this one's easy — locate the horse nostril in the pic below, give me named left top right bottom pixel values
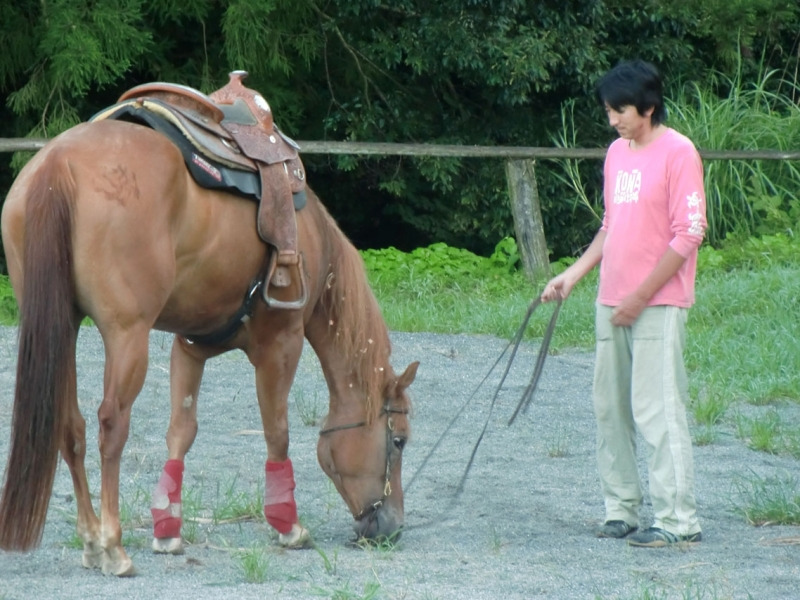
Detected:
left=393, top=436, right=406, bottom=451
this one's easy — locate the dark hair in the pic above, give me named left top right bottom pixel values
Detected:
left=595, top=59, right=666, bottom=125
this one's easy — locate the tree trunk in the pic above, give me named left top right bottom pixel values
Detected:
left=505, top=159, right=550, bottom=282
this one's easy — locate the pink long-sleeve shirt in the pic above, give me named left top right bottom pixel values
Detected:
left=598, top=128, right=707, bottom=308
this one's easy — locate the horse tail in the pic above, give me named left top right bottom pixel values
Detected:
left=0, top=149, right=79, bottom=550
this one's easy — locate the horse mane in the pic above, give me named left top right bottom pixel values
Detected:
left=317, top=207, right=391, bottom=420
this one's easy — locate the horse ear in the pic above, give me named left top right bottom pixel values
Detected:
left=396, top=361, right=420, bottom=392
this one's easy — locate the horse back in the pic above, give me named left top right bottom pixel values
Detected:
left=5, top=120, right=271, bottom=338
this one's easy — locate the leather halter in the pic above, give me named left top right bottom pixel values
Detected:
left=319, top=404, right=409, bottom=522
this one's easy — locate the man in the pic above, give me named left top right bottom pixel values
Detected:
left=541, top=59, right=706, bottom=547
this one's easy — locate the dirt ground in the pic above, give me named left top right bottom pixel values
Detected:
left=1, top=326, right=799, bottom=599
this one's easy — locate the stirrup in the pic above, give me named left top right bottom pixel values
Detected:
left=263, top=250, right=308, bottom=310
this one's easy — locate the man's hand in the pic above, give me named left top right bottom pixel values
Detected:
left=610, top=293, right=647, bottom=327
left=541, top=273, right=573, bottom=303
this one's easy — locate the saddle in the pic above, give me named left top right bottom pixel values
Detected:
left=91, top=71, right=308, bottom=310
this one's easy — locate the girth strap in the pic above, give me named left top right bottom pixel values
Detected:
left=183, top=278, right=263, bottom=347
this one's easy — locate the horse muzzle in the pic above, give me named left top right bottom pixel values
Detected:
left=352, top=499, right=403, bottom=541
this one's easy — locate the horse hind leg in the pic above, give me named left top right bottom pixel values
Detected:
left=59, top=371, right=104, bottom=570
left=94, top=326, right=152, bottom=576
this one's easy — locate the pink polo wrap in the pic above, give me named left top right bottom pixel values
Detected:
left=151, top=459, right=184, bottom=539
left=264, top=459, right=298, bottom=534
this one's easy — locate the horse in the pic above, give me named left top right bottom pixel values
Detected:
left=0, top=107, right=418, bottom=575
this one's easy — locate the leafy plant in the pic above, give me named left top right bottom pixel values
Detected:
left=0, top=278, right=17, bottom=325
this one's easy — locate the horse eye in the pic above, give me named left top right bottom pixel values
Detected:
left=392, top=436, right=407, bottom=451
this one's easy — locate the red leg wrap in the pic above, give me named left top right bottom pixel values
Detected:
left=151, top=459, right=184, bottom=539
left=264, top=459, right=298, bottom=534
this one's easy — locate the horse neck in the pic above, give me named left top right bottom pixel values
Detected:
left=306, top=225, right=393, bottom=422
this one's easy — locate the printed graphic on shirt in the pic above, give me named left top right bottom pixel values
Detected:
left=686, top=191, right=704, bottom=236
left=613, top=169, right=641, bottom=204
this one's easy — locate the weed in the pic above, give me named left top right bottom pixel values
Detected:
left=353, top=530, right=401, bottom=554
left=235, top=545, right=271, bottom=583
left=212, top=475, right=263, bottom=524
left=313, top=543, right=338, bottom=575
left=691, top=392, right=728, bottom=428
left=295, top=388, right=324, bottom=426
left=310, top=580, right=381, bottom=599
left=733, top=409, right=800, bottom=457
left=733, top=471, right=800, bottom=525
left=692, top=425, right=717, bottom=446
left=488, top=526, right=507, bottom=553
left=546, top=427, right=570, bottom=458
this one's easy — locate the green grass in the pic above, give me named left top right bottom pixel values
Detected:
left=734, top=410, right=800, bottom=458
left=669, top=68, right=800, bottom=246
left=2, top=234, right=797, bottom=417
left=594, top=580, right=742, bottom=600
left=294, top=387, right=325, bottom=427
left=733, top=472, right=800, bottom=526
left=309, top=580, right=382, bottom=600
left=235, top=545, right=272, bottom=583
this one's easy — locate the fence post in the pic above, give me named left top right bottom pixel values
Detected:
left=505, top=158, right=550, bottom=281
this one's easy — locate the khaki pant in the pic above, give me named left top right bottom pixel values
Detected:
left=593, top=303, right=701, bottom=536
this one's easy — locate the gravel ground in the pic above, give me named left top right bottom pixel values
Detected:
left=0, top=325, right=798, bottom=599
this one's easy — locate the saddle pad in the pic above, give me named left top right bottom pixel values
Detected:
left=93, top=104, right=306, bottom=210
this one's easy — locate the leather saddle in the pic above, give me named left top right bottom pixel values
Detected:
left=91, top=71, right=308, bottom=310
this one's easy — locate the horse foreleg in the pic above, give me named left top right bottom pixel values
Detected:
left=251, top=325, right=309, bottom=548
left=264, top=458, right=308, bottom=547
left=151, top=335, right=206, bottom=555
left=95, top=329, right=150, bottom=576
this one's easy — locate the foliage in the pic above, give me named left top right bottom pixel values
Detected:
left=697, top=232, right=800, bottom=271
left=735, top=410, right=800, bottom=457
left=3, top=0, right=153, bottom=137
left=362, top=238, right=526, bottom=300
left=0, top=276, right=17, bottom=325
left=670, top=68, right=800, bottom=246
left=364, top=234, right=800, bottom=413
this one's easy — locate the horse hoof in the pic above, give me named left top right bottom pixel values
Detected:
left=102, top=555, right=136, bottom=577
left=81, top=545, right=104, bottom=570
left=152, top=536, right=185, bottom=555
left=278, top=523, right=311, bottom=548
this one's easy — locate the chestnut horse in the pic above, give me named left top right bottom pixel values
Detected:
left=0, top=118, right=418, bottom=575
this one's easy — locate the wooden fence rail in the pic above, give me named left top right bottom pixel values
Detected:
left=3, top=138, right=800, bottom=160
left=3, top=137, right=799, bottom=279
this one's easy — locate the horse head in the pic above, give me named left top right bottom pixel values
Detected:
left=317, top=360, right=419, bottom=541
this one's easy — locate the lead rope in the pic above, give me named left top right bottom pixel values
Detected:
left=406, top=294, right=561, bottom=496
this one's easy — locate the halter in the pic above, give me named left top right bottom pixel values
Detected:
left=319, top=403, right=409, bottom=522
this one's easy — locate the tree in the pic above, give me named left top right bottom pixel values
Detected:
left=2, top=0, right=799, bottom=259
